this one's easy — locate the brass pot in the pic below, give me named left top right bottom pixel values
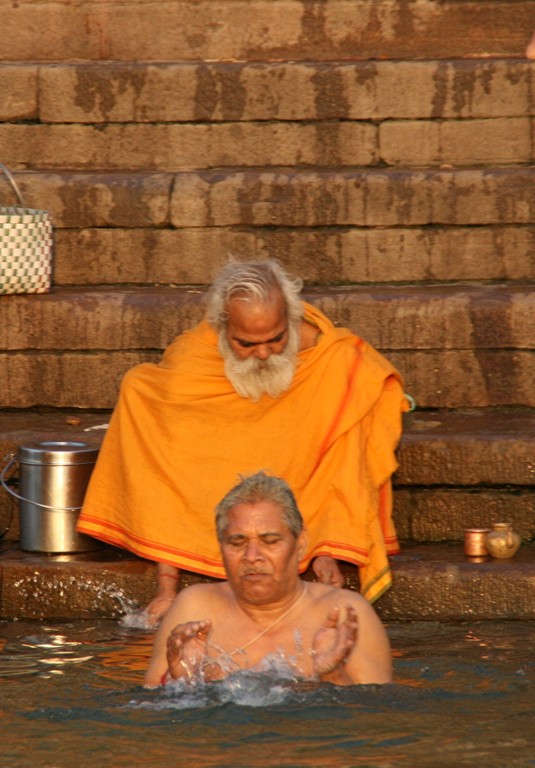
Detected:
left=484, top=522, right=521, bottom=559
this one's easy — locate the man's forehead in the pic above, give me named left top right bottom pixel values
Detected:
left=227, top=291, right=285, bottom=321
left=225, top=500, right=290, bottom=532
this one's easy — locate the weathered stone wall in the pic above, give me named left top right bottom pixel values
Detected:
left=0, top=1, right=533, bottom=62
left=0, top=0, right=534, bottom=610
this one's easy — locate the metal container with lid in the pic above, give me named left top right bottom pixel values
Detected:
left=1, top=440, right=102, bottom=553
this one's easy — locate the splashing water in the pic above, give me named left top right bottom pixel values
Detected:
left=119, top=608, right=154, bottom=630
left=132, top=668, right=297, bottom=710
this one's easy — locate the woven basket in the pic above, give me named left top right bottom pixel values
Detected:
left=0, top=164, right=53, bottom=295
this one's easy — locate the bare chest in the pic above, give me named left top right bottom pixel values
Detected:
left=206, top=619, right=317, bottom=679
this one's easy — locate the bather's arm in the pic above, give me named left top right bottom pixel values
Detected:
left=145, top=582, right=221, bottom=686
left=310, top=590, right=392, bottom=685
left=145, top=563, right=180, bottom=626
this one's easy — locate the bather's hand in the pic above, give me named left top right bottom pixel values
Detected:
left=166, top=619, right=212, bottom=682
left=311, top=604, right=358, bottom=682
left=146, top=593, right=176, bottom=627
left=312, top=556, right=345, bottom=587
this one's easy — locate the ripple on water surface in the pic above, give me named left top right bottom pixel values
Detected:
left=0, top=619, right=534, bottom=768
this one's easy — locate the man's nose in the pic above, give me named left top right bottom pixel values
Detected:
left=243, top=540, right=262, bottom=560
left=253, top=344, right=271, bottom=360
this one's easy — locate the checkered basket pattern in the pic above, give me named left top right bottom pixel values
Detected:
left=0, top=205, right=53, bottom=295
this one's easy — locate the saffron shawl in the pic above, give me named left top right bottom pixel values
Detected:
left=77, top=303, right=408, bottom=602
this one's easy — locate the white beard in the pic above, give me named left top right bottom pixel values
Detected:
left=219, top=324, right=300, bottom=402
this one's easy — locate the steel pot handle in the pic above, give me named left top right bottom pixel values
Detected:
left=0, top=454, right=82, bottom=512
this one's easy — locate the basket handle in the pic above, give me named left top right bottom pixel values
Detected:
left=0, top=163, right=26, bottom=206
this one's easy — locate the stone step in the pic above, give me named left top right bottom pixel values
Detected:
left=5, top=168, right=535, bottom=228
left=2, top=118, right=533, bottom=170
left=3, top=60, right=533, bottom=124
left=2, top=169, right=535, bottom=286
left=0, top=1, right=532, bottom=62
left=1, top=284, right=534, bottom=408
left=3, top=284, right=535, bottom=350
left=376, top=542, right=535, bottom=621
left=395, top=409, right=535, bottom=542
left=53, top=225, right=535, bottom=286
left=1, top=350, right=532, bottom=410
left=1, top=540, right=533, bottom=621
left=1, top=409, right=534, bottom=543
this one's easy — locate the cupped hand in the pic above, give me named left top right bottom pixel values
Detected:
left=166, top=619, right=212, bottom=681
left=311, top=604, right=358, bottom=678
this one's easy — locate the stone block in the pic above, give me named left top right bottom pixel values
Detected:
left=2, top=284, right=533, bottom=351
left=0, top=171, right=173, bottom=228
left=38, top=60, right=533, bottom=123
left=398, top=411, right=535, bottom=486
left=0, top=412, right=107, bottom=460
left=53, top=228, right=262, bottom=284
left=0, top=352, right=157, bottom=409
left=5, top=168, right=535, bottom=231
left=366, top=60, right=533, bottom=120
left=0, top=122, right=377, bottom=171
left=380, top=118, right=532, bottom=166
left=394, top=489, right=535, bottom=542
left=0, top=1, right=532, bottom=61
left=2, top=411, right=535, bottom=554
left=0, top=547, right=157, bottom=620
left=4, top=484, right=535, bottom=548
left=377, top=543, right=535, bottom=620
left=256, top=226, right=535, bottom=282
left=312, top=284, right=535, bottom=350
left=0, top=289, right=205, bottom=351
left=169, top=169, right=535, bottom=228
left=0, top=495, right=18, bottom=543
left=1, top=348, right=533, bottom=410
left=53, top=225, right=535, bottom=285
left=391, top=349, right=535, bottom=409
left=0, top=65, right=37, bottom=121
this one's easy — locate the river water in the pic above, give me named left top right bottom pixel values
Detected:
left=1, top=618, right=533, bottom=768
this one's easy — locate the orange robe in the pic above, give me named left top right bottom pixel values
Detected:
left=77, top=303, right=408, bottom=603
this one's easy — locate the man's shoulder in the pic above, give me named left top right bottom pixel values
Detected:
left=162, top=581, right=227, bottom=626
left=174, top=581, right=227, bottom=607
left=307, top=581, right=373, bottom=611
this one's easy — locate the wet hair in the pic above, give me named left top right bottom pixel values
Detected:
left=205, top=259, right=303, bottom=330
left=215, top=471, right=304, bottom=541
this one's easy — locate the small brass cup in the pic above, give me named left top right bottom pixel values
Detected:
left=464, top=528, right=491, bottom=557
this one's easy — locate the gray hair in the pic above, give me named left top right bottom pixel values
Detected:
left=205, top=259, right=304, bottom=330
left=215, top=471, right=304, bottom=541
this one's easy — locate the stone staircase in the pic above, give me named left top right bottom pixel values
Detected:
left=1, top=0, right=534, bottom=621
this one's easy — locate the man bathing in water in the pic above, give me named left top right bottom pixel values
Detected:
left=145, top=472, right=392, bottom=687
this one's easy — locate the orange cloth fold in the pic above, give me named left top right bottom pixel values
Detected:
left=77, top=303, right=408, bottom=602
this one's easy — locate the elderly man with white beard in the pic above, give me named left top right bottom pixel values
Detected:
left=78, top=259, right=408, bottom=625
